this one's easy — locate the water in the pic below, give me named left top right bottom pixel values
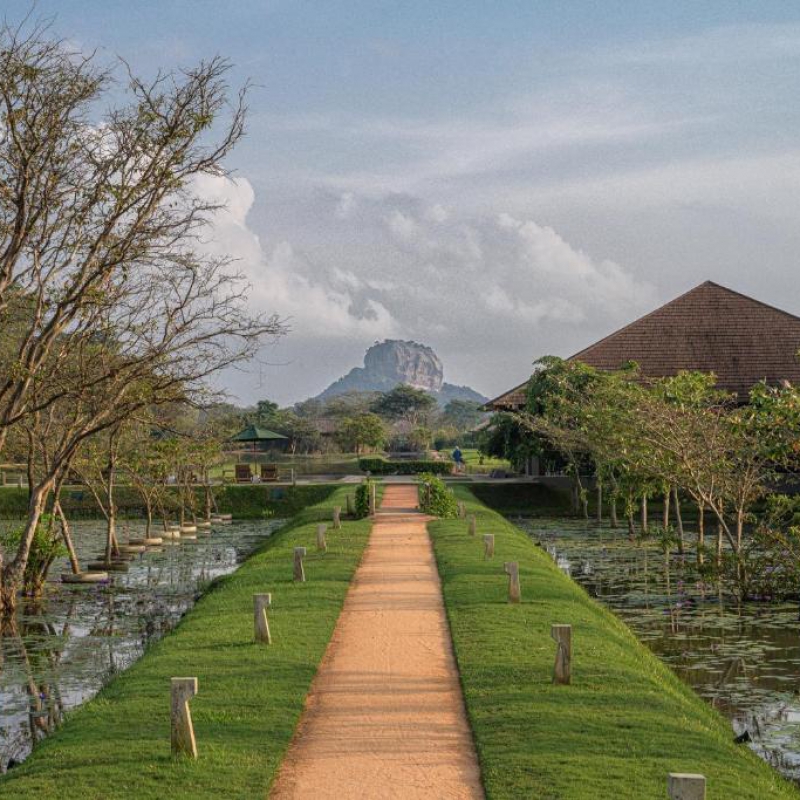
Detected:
left=0, top=517, right=283, bottom=771
left=517, top=517, right=800, bottom=783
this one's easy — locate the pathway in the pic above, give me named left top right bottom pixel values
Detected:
left=270, top=484, right=484, bottom=799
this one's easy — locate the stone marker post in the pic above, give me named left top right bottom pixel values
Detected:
left=504, top=561, right=521, bottom=603
left=333, top=507, right=342, bottom=529
left=290, top=467, right=296, bottom=486
left=369, top=483, right=377, bottom=516
left=317, top=524, right=328, bottom=553
left=551, top=624, right=572, bottom=685
left=254, top=593, right=272, bottom=644
left=171, top=677, right=198, bottom=758
left=483, top=534, right=495, bottom=559
left=468, top=514, right=477, bottom=536
left=667, top=773, right=706, bottom=800
left=294, top=546, right=307, bottom=582
left=346, top=494, right=353, bottom=515
left=457, top=501, right=466, bottom=519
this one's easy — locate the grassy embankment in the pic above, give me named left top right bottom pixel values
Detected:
left=1, top=485, right=379, bottom=799
left=0, top=483, right=333, bottom=520
left=429, top=485, right=800, bottom=799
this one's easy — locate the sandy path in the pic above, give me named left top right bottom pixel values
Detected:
left=269, top=484, right=484, bottom=800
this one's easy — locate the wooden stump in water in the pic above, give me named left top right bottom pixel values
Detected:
left=504, top=561, right=521, bottom=603
left=667, top=773, right=706, bottom=800
left=551, top=624, right=572, bottom=685
left=294, top=547, right=307, bottom=582
left=483, top=534, right=494, bottom=559
left=254, top=593, right=272, bottom=644
left=317, top=524, right=328, bottom=553
left=171, top=677, right=198, bottom=758
left=333, top=507, right=342, bottom=529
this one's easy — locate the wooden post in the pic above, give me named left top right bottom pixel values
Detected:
left=483, top=534, right=494, bottom=558
left=294, top=546, right=306, bottom=582
left=504, top=561, right=521, bottom=603
left=316, top=524, right=327, bottom=553
left=468, top=514, right=477, bottom=536
left=369, top=483, right=376, bottom=516
left=551, top=624, right=572, bottom=685
left=290, top=467, right=296, bottom=486
left=667, top=773, right=706, bottom=800
left=333, top=507, right=342, bottom=529
left=346, top=494, right=353, bottom=515
left=457, top=501, right=466, bottom=519
left=171, top=677, right=198, bottom=758
left=253, top=594, right=272, bottom=644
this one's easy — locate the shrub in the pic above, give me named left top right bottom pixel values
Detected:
left=354, top=480, right=374, bottom=519
left=418, top=473, right=458, bottom=518
left=358, top=458, right=450, bottom=476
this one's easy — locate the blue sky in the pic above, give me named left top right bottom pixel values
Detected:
left=9, top=2, right=800, bottom=403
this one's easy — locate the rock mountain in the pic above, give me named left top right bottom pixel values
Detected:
left=315, top=340, right=487, bottom=405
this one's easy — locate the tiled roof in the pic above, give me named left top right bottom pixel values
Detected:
left=487, top=281, right=800, bottom=409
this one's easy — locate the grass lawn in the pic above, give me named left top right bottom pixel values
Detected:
left=1, top=485, right=377, bottom=799
left=429, top=486, right=800, bottom=799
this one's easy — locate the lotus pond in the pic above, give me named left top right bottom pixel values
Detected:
left=518, top=517, right=800, bottom=784
left=0, top=517, right=283, bottom=772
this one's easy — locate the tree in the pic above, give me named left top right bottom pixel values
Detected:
left=371, top=385, right=436, bottom=424
left=335, top=413, right=386, bottom=455
left=441, top=399, right=484, bottom=431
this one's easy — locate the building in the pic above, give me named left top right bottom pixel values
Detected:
left=488, top=280, right=800, bottom=412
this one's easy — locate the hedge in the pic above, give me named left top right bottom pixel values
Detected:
left=357, top=457, right=451, bottom=475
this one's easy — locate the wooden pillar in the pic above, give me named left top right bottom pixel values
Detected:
left=504, top=561, right=521, bottom=603
left=551, top=624, right=572, bottom=685
left=667, top=773, right=706, bottom=800
left=294, top=546, right=307, bottom=582
left=253, top=593, right=272, bottom=644
left=171, top=677, right=198, bottom=758
left=316, top=524, right=327, bottom=553
left=468, top=514, right=477, bottom=536
left=333, top=506, right=342, bottom=529
left=483, top=534, right=495, bottom=559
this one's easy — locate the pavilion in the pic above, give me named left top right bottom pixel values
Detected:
left=488, top=280, right=800, bottom=412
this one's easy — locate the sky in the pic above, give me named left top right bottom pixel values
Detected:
left=8, top=1, right=800, bottom=404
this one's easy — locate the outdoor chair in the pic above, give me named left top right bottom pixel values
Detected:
left=235, top=464, right=252, bottom=484
left=261, top=464, right=279, bottom=482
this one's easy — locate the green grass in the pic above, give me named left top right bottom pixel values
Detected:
left=1, top=485, right=376, bottom=799
left=429, top=486, right=799, bottom=799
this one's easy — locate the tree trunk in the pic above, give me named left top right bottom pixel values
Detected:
left=104, top=446, right=119, bottom=562
left=671, top=486, right=684, bottom=555
left=697, top=500, right=705, bottom=565
left=145, top=501, right=153, bottom=537
left=640, top=495, right=649, bottom=534
left=54, top=501, right=80, bottom=575
left=716, top=521, right=723, bottom=565
left=610, top=495, right=618, bottom=528
left=662, top=489, right=670, bottom=529
left=596, top=480, right=603, bottom=524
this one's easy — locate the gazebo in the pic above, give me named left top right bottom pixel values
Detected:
left=230, top=425, right=288, bottom=452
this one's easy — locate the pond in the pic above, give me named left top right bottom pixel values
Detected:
left=517, top=517, right=800, bottom=784
left=0, top=517, right=283, bottom=772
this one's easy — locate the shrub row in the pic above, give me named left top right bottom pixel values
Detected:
left=357, top=457, right=451, bottom=475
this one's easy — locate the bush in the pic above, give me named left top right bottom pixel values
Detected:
left=418, top=473, right=458, bottom=518
left=358, top=458, right=450, bottom=476
left=354, top=480, right=374, bottom=519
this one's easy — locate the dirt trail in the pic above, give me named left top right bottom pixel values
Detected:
left=269, top=484, right=484, bottom=800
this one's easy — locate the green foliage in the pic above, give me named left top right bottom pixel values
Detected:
left=428, top=487, right=800, bottom=799
left=1, top=488, right=374, bottom=799
left=358, top=457, right=450, bottom=475
left=441, top=399, right=484, bottom=430
left=0, top=514, right=65, bottom=593
left=334, top=412, right=386, bottom=454
left=417, top=473, right=458, bottom=517
left=370, top=384, right=436, bottom=421
left=354, top=480, right=374, bottom=519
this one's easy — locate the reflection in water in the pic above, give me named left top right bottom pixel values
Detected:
left=0, top=518, right=282, bottom=771
left=518, top=517, right=800, bottom=784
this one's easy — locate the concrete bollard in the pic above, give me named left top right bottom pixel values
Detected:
left=504, top=561, right=521, bottom=603
left=317, top=524, right=327, bottom=553
left=468, top=514, right=477, bottom=536
left=483, top=534, right=495, bottom=559
left=457, top=501, right=466, bottom=519
left=294, top=546, right=307, bottom=582
left=333, top=507, right=342, bottom=529
left=171, top=677, right=198, bottom=758
left=254, top=593, right=272, bottom=644
left=346, top=494, right=353, bottom=515
left=369, top=483, right=376, bottom=516
left=667, top=773, right=706, bottom=800
left=551, top=624, right=572, bottom=685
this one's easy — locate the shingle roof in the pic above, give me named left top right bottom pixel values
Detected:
left=486, top=281, right=800, bottom=409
